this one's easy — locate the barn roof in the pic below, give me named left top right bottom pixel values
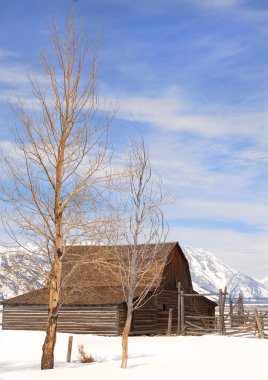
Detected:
left=1, top=242, right=217, bottom=307
left=1, top=242, right=181, bottom=305
left=61, top=242, right=179, bottom=288
left=1, top=286, right=147, bottom=305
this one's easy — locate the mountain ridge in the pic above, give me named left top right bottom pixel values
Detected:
left=182, top=246, right=268, bottom=299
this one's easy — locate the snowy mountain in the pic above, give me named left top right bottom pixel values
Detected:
left=258, top=276, right=268, bottom=288
left=183, top=246, right=268, bottom=299
left=0, top=246, right=48, bottom=301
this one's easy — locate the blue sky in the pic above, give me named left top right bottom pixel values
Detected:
left=0, top=0, right=267, bottom=278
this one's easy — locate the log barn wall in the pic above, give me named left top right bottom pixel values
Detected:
left=154, top=290, right=215, bottom=334
left=2, top=293, right=216, bottom=336
left=2, top=305, right=120, bottom=336
left=120, top=290, right=216, bottom=336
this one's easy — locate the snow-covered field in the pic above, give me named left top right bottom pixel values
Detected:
left=0, top=330, right=267, bottom=380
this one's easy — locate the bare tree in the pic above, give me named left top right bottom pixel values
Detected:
left=114, top=137, right=168, bottom=368
left=0, top=12, right=114, bottom=370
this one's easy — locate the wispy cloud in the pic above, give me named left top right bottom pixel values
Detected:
left=0, top=62, right=58, bottom=112
left=148, top=131, right=268, bottom=202
left=164, top=199, right=268, bottom=227
left=187, top=0, right=241, bottom=9
left=168, top=225, right=268, bottom=277
left=0, top=49, right=18, bottom=60
left=0, top=64, right=47, bottom=88
left=0, top=140, right=21, bottom=160
left=187, top=0, right=268, bottom=23
left=0, top=66, right=31, bottom=86
left=190, top=35, right=250, bottom=63
left=111, top=90, right=268, bottom=140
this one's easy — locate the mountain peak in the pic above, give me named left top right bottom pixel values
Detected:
left=183, top=246, right=268, bottom=298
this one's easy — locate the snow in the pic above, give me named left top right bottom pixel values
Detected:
left=0, top=330, right=267, bottom=380
left=258, top=276, right=268, bottom=288
left=183, top=246, right=268, bottom=298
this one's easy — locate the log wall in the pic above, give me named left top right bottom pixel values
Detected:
left=2, top=291, right=216, bottom=336
left=2, top=305, right=119, bottom=336
left=156, top=290, right=178, bottom=334
left=118, top=290, right=216, bottom=336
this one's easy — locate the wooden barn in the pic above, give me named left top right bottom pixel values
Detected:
left=1, top=242, right=217, bottom=335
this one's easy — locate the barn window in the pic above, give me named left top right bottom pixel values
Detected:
left=162, top=304, right=168, bottom=312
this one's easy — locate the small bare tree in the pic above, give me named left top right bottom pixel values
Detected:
left=115, top=137, right=168, bottom=368
left=0, top=12, right=114, bottom=370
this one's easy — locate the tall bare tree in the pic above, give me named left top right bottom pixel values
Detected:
left=0, top=12, right=114, bottom=370
left=115, top=137, right=168, bottom=368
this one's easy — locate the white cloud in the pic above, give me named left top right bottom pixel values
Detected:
left=0, top=66, right=32, bottom=87
left=187, top=0, right=268, bottom=23
left=111, top=90, right=268, bottom=140
left=0, top=49, right=18, bottom=60
left=163, top=199, right=268, bottom=227
left=0, top=60, right=52, bottom=112
left=0, top=64, right=47, bottom=88
left=143, top=130, right=268, bottom=208
left=138, top=117, right=268, bottom=279
left=0, top=141, right=20, bottom=159
left=168, top=225, right=268, bottom=278
left=188, top=0, right=240, bottom=8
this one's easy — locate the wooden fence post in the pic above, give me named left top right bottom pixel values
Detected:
left=218, top=288, right=227, bottom=334
left=221, top=287, right=227, bottom=334
left=230, top=297, right=233, bottom=328
left=218, top=289, right=222, bottom=334
left=177, top=282, right=181, bottom=335
left=254, top=309, right=265, bottom=339
left=181, top=290, right=185, bottom=335
left=238, top=293, right=244, bottom=324
left=166, top=308, right=173, bottom=336
left=66, top=335, right=73, bottom=362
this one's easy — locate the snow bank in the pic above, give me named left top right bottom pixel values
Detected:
left=0, top=330, right=267, bottom=380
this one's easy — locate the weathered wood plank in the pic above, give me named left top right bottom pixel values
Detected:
left=2, top=305, right=119, bottom=335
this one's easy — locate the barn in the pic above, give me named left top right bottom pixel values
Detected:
left=1, top=242, right=217, bottom=335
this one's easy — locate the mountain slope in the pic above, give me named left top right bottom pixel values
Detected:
left=258, top=276, right=268, bottom=288
left=183, top=246, right=268, bottom=298
left=0, top=247, right=47, bottom=301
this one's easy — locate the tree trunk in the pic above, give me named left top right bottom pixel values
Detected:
left=121, top=310, right=132, bottom=369
left=41, top=168, right=63, bottom=370
left=41, top=257, right=62, bottom=369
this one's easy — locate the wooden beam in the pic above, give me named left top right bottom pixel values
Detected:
left=254, top=309, right=265, bottom=339
left=218, top=289, right=223, bottom=334
left=181, top=290, right=185, bottom=335
left=66, top=336, right=73, bottom=362
left=230, top=297, right=233, bottom=328
left=220, top=287, right=227, bottom=334
left=177, top=282, right=181, bottom=335
left=181, top=293, right=222, bottom=297
left=166, top=308, right=173, bottom=336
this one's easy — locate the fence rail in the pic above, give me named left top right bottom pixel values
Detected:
left=176, top=284, right=268, bottom=338
left=226, top=298, right=268, bottom=305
